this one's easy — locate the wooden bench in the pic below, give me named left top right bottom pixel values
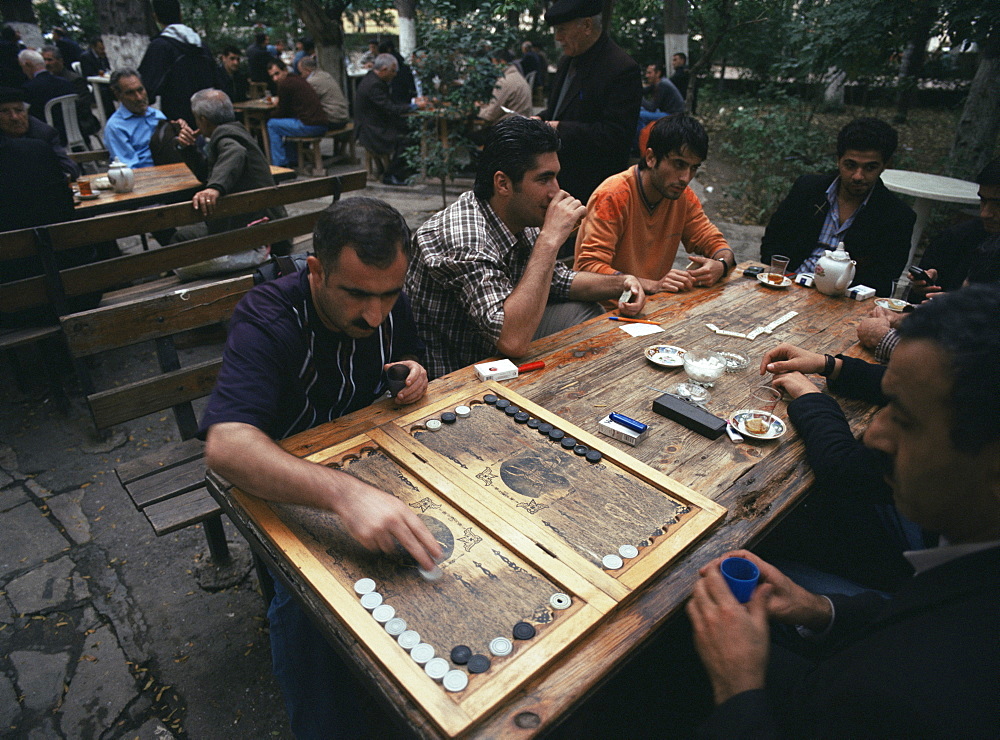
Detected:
left=285, top=123, right=356, bottom=176
left=5, top=171, right=365, bottom=584
left=2, top=172, right=366, bottom=381
left=61, top=276, right=253, bottom=564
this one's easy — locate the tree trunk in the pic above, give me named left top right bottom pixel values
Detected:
left=1, top=0, right=42, bottom=49
left=947, top=32, right=1000, bottom=181
left=822, top=67, right=846, bottom=110
left=893, top=0, right=936, bottom=124
left=94, top=0, right=157, bottom=69
left=662, top=0, right=688, bottom=72
left=294, top=0, right=347, bottom=83
left=396, top=0, right=417, bottom=60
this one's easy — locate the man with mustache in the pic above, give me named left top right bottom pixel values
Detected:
left=200, top=197, right=440, bottom=737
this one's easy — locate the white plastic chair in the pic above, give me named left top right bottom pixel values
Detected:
left=71, top=60, right=83, bottom=75
left=525, top=70, right=537, bottom=88
left=44, top=94, right=88, bottom=152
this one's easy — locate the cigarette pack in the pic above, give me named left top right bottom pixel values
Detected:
left=598, top=415, right=649, bottom=446
left=793, top=273, right=814, bottom=287
left=849, top=285, right=876, bottom=301
left=474, top=359, right=518, bottom=382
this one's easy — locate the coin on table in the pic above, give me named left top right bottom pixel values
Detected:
left=549, top=593, right=571, bottom=610
left=360, top=592, right=383, bottom=610
left=410, top=643, right=435, bottom=664
left=489, top=637, right=513, bottom=657
left=602, top=554, right=624, bottom=570
left=424, top=657, right=450, bottom=681
left=398, top=630, right=421, bottom=650
left=443, top=670, right=469, bottom=692
left=353, top=578, right=376, bottom=595
left=384, top=617, right=407, bottom=636
left=618, top=544, right=640, bottom=559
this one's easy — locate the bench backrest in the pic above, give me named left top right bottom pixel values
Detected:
left=60, top=275, right=254, bottom=436
left=1, top=171, right=365, bottom=318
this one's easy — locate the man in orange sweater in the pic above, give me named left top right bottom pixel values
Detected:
left=574, top=115, right=734, bottom=294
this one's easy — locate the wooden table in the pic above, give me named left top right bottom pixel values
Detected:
left=233, top=98, right=278, bottom=163
left=208, top=268, right=877, bottom=737
left=880, top=168, right=980, bottom=267
left=74, top=162, right=294, bottom=216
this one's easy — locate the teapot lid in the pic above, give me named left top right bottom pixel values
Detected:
left=826, top=241, right=851, bottom=261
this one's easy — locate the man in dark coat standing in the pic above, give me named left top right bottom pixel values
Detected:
left=537, top=0, right=640, bottom=208
left=355, top=53, right=416, bottom=186
left=138, top=0, right=222, bottom=126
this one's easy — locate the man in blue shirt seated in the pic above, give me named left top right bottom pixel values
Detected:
left=200, top=197, right=441, bottom=738
left=104, top=68, right=166, bottom=168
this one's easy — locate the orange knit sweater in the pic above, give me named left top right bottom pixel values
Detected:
left=574, top=166, right=730, bottom=279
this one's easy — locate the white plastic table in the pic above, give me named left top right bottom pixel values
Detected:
left=880, top=168, right=980, bottom=268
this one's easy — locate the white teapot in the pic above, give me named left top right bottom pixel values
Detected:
left=813, top=242, right=856, bottom=296
left=107, top=159, right=135, bottom=194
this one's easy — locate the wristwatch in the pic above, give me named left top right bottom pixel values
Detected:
left=716, top=257, right=731, bottom=277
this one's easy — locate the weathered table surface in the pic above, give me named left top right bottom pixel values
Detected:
left=208, top=264, right=878, bottom=737
left=74, top=162, right=295, bottom=216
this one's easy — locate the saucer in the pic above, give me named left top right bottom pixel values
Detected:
left=644, top=344, right=686, bottom=367
left=729, top=410, right=786, bottom=440
left=874, top=298, right=909, bottom=313
left=757, top=272, right=792, bottom=289
left=76, top=192, right=99, bottom=200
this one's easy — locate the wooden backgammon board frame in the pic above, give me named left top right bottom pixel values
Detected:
left=212, top=382, right=726, bottom=737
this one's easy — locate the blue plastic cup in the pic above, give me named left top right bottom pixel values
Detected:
left=720, top=557, right=760, bottom=603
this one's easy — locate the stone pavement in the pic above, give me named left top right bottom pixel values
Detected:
left=0, top=169, right=762, bottom=738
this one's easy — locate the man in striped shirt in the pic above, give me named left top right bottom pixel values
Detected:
left=200, top=197, right=441, bottom=737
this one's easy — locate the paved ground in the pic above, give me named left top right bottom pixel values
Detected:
left=0, top=167, right=762, bottom=738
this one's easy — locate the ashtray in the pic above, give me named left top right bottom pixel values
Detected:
left=874, top=298, right=909, bottom=313
left=729, top=410, right=786, bottom=440
left=756, top=272, right=792, bottom=289
left=644, top=344, right=686, bottom=368
left=718, top=350, right=750, bottom=373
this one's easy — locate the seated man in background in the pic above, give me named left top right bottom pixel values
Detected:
left=201, top=197, right=440, bottom=738
left=406, top=116, right=645, bottom=379
left=298, top=55, right=348, bottom=129
left=856, top=156, right=1000, bottom=362
left=40, top=44, right=100, bottom=142
left=265, top=57, right=327, bottom=167
left=760, top=117, right=914, bottom=297
left=104, top=68, right=167, bottom=168
left=172, top=89, right=286, bottom=246
left=0, top=86, right=79, bottom=180
left=477, top=49, right=532, bottom=125
left=575, top=115, right=734, bottom=296
left=688, top=284, right=1000, bottom=738
left=355, top=53, right=417, bottom=186
left=218, top=45, right=249, bottom=104
left=18, top=48, right=74, bottom=127
left=79, top=36, right=115, bottom=115
left=637, top=62, right=684, bottom=135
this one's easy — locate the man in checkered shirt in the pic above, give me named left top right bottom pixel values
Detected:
left=407, top=116, right=646, bottom=379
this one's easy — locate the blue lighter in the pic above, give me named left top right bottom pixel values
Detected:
left=608, top=412, right=648, bottom=434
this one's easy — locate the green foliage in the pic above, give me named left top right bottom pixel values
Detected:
left=713, top=96, right=829, bottom=223
left=34, top=0, right=99, bottom=40
left=405, top=0, right=517, bottom=203
left=610, top=0, right=664, bottom=64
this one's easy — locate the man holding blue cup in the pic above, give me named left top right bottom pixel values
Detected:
left=686, top=284, right=1000, bottom=737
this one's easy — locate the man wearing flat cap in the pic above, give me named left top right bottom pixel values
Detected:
left=0, top=86, right=79, bottom=181
left=538, top=0, right=641, bottom=214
